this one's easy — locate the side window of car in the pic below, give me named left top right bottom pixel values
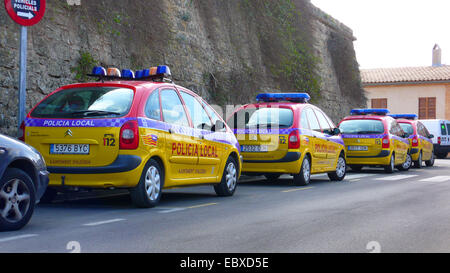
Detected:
left=304, top=108, right=321, bottom=132
left=145, top=90, right=161, bottom=121
left=314, top=109, right=333, bottom=133
left=180, top=91, right=213, bottom=130
left=160, top=89, right=190, bottom=127
left=389, top=121, right=397, bottom=136
left=300, top=110, right=310, bottom=130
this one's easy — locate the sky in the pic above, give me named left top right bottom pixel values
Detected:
left=310, top=0, right=450, bottom=69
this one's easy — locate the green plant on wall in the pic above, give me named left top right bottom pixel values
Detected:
left=241, top=0, right=322, bottom=100
left=71, top=51, right=97, bottom=82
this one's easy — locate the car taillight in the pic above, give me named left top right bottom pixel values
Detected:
left=18, top=121, right=25, bottom=142
left=438, top=137, right=441, bottom=145
left=411, top=136, right=419, bottom=147
left=382, top=135, right=390, bottom=149
left=288, top=130, right=300, bottom=149
left=120, top=120, right=139, bottom=150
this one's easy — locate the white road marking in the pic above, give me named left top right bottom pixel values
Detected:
left=83, top=218, right=126, bottom=226
left=375, top=175, right=418, bottom=181
left=0, top=234, right=38, bottom=243
left=419, top=176, right=450, bottom=183
left=345, top=173, right=378, bottom=180
left=156, top=208, right=187, bottom=214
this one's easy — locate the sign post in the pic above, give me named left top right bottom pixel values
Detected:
left=4, top=0, right=46, bottom=136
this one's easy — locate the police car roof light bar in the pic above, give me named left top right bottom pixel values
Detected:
left=256, top=93, right=311, bottom=103
left=350, top=109, right=390, bottom=116
left=88, top=66, right=172, bottom=83
left=389, top=114, right=418, bottom=120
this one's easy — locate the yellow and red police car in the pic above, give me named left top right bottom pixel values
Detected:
left=228, top=93, right=346, bottom=186
left=21, top=66, right=241, bottom=208
left=338, top=109, right=409, bottom=173
left=389, top=114, right=435, bottom=168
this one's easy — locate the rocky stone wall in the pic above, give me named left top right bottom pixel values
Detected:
left=0, top=0, right=365, bottom=137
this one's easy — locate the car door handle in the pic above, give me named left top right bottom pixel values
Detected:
left=168, top=128, right=174, bottom=134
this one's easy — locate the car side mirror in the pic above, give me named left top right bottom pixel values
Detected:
left=429, top=134, right=434, bottom=139
left=212, top=120, right=225, bottom=132
left=403, top=133, right=409, bottom=138
left=333, top=128, right=341, bottom=135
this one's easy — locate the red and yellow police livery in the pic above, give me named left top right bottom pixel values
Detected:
left=22, top=66, right=241, bottom=207
left=338, top=109, right=409, bottom=173
left=228, top=93, right=346, bottom=186
left=389, top=114, right=435, bottom=168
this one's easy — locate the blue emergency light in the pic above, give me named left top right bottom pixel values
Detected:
left=350, top=109, right=390, bottom=116
left=135, top=70, right=144, bottom=79
left=256, top=93, right=311, bottom=103
left=92, top=66, right=107, bottom=76
left=121, top=69, right=135, bottom=79
left=389, top=114, right=418, bottom=120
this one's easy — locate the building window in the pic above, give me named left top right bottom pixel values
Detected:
left=418, top=97, right=436, bottom=119
left=371, top=98, right=387, bottom=108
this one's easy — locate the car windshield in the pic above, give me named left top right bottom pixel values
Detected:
left=31, top=87, right=134, bottom=118
left=399, top=123, right=414, bottom=135
left=339, top=119, right=385, bottom=134
left=228, top=107, right=293, bottom=129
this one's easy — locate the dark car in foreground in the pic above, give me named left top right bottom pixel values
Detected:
left=0, top=133, right=49, bottom=231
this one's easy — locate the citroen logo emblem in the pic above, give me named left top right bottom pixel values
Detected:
left=65, top=129, right=73, bottom=137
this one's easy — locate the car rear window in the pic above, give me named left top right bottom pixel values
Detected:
left=228, top=107, right=293, bottom=129
left=339, top=119, right=385, bottom=134
left=31, top=87, right=134, bottom=118
left=399, top=123, right=414, bottom=135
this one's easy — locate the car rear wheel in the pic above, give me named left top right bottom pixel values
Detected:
left=130, top=159, right=164, bottom=208
left=425, top=151, right=435, bottom=167
left=293, top=155, right=311, bottom=186
left=328, top=154, right=346, bottom=181
left=398, top=153, right=412, bottom=171
left=0, top=168, right=36, bottom=232
left=214, top=156, right=238, bottom=196
left=413, top=151, right=422, bottom=169
left=384, top=154, right=395, bottom=173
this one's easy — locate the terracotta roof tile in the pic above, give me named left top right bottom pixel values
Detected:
left=361, top=65, right=450, bottom=85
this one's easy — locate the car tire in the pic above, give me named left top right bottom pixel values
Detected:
left=398, top=153, right=412, bottom=171
left=130, top=159, right=164, bottom=208
left=0, top=168, right=36, bottom=232
left=384, top=154, right=395, bottom=174
left=264, top=174, right=281, bottom=182
left=293, top=155, right=311, bottom=186
left=214, top=156, right=238, bottom=197
left=328, top=153, right=346, bottom=181
left=425, top=151, right=435, bottom=167
left=413, top=151, right=423, bottom=169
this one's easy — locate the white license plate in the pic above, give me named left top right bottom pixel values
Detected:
left=50, top=144, right=90, bottom=155
left=348, top=145, right=368, bottom=151
left=241, top=145, right=268, bottom=153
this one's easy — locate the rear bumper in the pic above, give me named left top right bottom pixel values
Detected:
left=434, top=144, right=450, bottom=154
left=47, top=155, right=142, bottom=174
left=346, top=150, right=391, bottom=165
left=242, top=152, right=302, bottom=174
left=47, top=155, right=143, bottom=188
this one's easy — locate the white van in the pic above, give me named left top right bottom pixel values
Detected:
left=419, top=119, right=450, bottom=159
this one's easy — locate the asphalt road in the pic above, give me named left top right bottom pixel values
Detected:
left=1, top=159, right=450, bottom=253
